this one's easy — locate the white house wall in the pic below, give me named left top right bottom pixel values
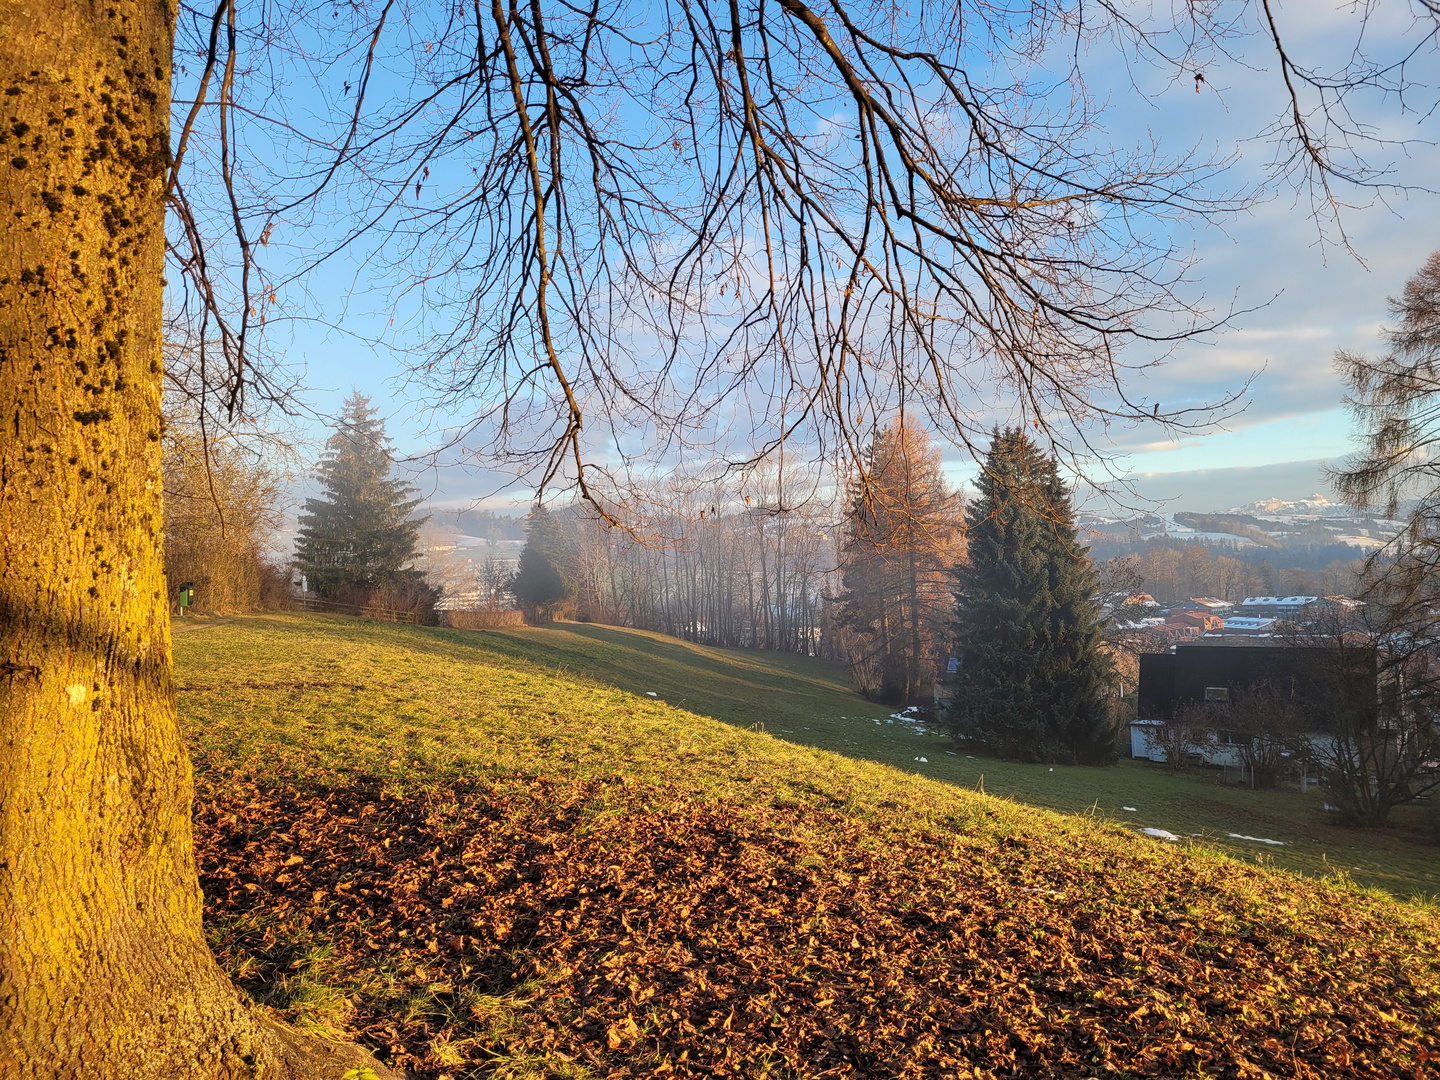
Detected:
left=1127, top=721, right=1327, bottom=769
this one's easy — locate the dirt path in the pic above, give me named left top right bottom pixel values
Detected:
left=171, top=616, right=241, bottom=634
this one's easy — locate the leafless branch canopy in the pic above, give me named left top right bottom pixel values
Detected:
left=166, top=0, right=1439, bottom=522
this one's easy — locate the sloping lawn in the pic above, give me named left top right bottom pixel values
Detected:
left=178, top=615, right=1440, bottom=1078
left=435, top=620, right=1439, bottom=899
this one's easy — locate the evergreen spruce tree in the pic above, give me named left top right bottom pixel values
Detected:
left=511, top=504, right=577, bottom=621
left=950, top=429, right=1116, bottom=764
left=295, top=393, right=426, bottom=596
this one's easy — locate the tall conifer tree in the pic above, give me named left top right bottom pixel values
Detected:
left=295, top=393, right=426, bottom=595
left=511, top=504, right=576, bottom=621
left=950, top=429, right=1115, bottom=763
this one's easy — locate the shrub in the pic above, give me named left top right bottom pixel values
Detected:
left=444, top=609, right=525, bottom=630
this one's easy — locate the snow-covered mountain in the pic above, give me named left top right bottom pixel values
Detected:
left=1227, top=493, right=1347, bottom=517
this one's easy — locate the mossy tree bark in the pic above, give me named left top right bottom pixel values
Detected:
left=0, top=3, right=389, bottom=1076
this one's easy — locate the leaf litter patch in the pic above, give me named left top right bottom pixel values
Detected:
left=194, top=774, right=1438, bottom=1079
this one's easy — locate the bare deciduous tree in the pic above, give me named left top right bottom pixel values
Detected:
left=836, top=417, right=963, bottom=704
left=1293, top=616, right=1440, bottom=827
left=1153, top=706, right=1219, bottom=775
left=172, top=0, right=1440, bottom=517
left=163, top=416, right=288, bottom=614
left=1193, top=681, right=1310, bottom=790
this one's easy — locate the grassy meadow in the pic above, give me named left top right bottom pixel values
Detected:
left=479, top=621, right=1440, bottom=901
left=183, top=614, right=1440, bottom=900
left=176, top=615, right=1440, bottom=1078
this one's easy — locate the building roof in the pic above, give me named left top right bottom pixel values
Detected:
left=1223, top=617, right=1277, bottom=630
left=1171, top=611, right=1225, bottom=629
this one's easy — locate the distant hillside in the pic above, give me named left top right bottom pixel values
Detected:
left=439, top=506, right=527, bottom=541
left=1172, top=512, right=1282, bottom=547
left=1228, top=493, right=1348, bottom=516
left=1081, top=497, right=1383, bottom=591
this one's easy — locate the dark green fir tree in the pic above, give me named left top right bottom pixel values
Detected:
left=295, top=392, right=426, bottom=595
left=510, top=503, right=576, bottom=621
left=949, top=429, right=1116, bottom=764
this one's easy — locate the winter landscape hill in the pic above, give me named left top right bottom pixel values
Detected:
left=1080, top=493, right=1400, bottom=575
left=1231, top=494, right=1351, bottom=517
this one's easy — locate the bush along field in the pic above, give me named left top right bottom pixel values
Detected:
left=179, top=616, right=1440, bottom=1079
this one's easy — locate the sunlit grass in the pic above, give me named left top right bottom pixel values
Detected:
left=177, top=613, right=1438, bottom=901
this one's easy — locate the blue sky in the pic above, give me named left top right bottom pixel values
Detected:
left=220, top=1, right=1440, bottom=515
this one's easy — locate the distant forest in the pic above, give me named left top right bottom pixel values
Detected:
left=447, top=508, right=527, bottom=542
left=1089, top=536, right=1369, bottom=570
left=1089, top=538, right=1368, bottom=604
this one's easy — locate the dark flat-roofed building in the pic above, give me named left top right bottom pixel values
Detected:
left=1134, top=643, right=1379, bottom=770
left=1138, top=643, right=1375, bottom=722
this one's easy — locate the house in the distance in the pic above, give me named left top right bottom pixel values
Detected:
left=1240, top=596, right=1319, bottom=620
left=1173, top=597, right=1235, bottom=616
left=1214, top=616, right=1277, bottom=637
left=1131, top=643, right=1377, bottom=769
left=1324, top=596, right=1364, bottom=612
left=1168, top=610, right=1225, bottom=634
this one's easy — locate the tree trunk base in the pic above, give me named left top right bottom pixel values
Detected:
left=263, top=1016, right=405, bottom=1080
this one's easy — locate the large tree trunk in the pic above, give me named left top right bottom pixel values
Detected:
left=0, top=3, right=389, bottom=1076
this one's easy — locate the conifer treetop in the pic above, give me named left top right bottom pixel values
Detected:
left=295, top=392, right=427, bottom=594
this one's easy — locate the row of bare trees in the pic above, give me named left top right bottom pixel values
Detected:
left=566, top=474, right=835, bottom=654
left=554, top=420, right=965, bottom=702
left=162, top=413, right=289, bottom=615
